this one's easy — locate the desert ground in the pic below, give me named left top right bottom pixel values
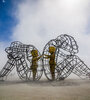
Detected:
left=0, top=78, right=90, bottom=100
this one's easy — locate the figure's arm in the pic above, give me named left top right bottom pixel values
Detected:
left=32, top=57, right=37, bottom=61
left=32, top=55, right=44, bottom=61
left=37, top=55, right=44, bottom=60
left=44, top=54, right=51, bottom=59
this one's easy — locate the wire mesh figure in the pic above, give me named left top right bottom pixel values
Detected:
left=0, top=34, right=90, bottom=81
left=43, top=34, right=90, bottom=80
left=0, top=41, right=43, bottom=81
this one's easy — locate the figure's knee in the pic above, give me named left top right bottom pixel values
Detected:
left=33, top=69, right=37, bottom=74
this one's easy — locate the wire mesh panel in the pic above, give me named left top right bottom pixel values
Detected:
left=72, top=55, right=90, bottom=79
left=55, top=34, right=79, bottom=80
left=0, top=59, right=16, bottom=80
left=56, top=55, right=77, bottom=80
left=56, top=34, right=79, bottom=54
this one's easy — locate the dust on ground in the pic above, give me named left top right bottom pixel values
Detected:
left=0, top=79, right=90, bottom=100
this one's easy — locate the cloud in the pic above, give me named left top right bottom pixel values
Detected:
left=11, top=0, right=90, bottom=66
left=0, top=0, right=89, bottom=79
left=0, top=42, right=8, bottom=70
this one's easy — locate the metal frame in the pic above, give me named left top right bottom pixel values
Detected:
left=0, top=41, right=43, bottom=81
left=0, top=34, right=90, bottom=81
left=42, top=34, right=90, bottom=80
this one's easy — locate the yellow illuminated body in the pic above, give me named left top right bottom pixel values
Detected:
left=31, top=50, right=43, bottom=80
left=45, top=46, right=56, bottom=80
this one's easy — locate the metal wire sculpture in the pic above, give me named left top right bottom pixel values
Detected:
left=42, top=34, right=90, bottom=80
left=0, top=41, right=43, bottom=81
left=0, top=34, right=90, bottom=81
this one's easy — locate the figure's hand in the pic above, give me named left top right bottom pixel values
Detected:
left=41, top=54, right=46, bottom=56
left=44, top=54, right=48, bottom=56
left=40, top=55, right=44, bottom=58
left=43, top=57, right=49, bottom=59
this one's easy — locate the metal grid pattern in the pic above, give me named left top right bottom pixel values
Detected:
left=0, top=34, right=90, bottom=81
left=0, top=41, right=43, bottom=81
left=43, top=34, right=90, bottom=80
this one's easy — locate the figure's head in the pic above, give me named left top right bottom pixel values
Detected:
left=49, top=46, right=56, bottom=53
left=31, top=50, right=38, bottom=57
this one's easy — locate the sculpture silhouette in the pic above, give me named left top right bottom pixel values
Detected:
left=42, top=34, right=90, bottom=80
left=0, top=34, right=90, bottom=81
left=0, top=41, right=43, bottom=81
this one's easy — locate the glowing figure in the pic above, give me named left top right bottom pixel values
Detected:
left=45, top=46, right=56, bottom=80
left=31, top=50, right=43, bottom=80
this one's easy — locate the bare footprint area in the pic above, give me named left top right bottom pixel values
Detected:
left=0, top=79, right=90, bottom=100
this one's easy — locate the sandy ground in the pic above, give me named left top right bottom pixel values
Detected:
left=0, top=79, right=90, bottom=100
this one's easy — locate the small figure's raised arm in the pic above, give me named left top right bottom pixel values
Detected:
left=44, top=54, right=51, bottom=59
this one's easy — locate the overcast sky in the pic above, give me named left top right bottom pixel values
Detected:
left=0, top=0, right=90, bottom=71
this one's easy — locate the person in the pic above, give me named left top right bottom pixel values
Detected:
left=31, top=50, right=43, bottom=80
left=44, top=46, right=56, bottom=80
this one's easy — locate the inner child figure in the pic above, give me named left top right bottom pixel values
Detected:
left=31, top=50, right=43, bottom=80
left=44, top=46, right=56, bottom=80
